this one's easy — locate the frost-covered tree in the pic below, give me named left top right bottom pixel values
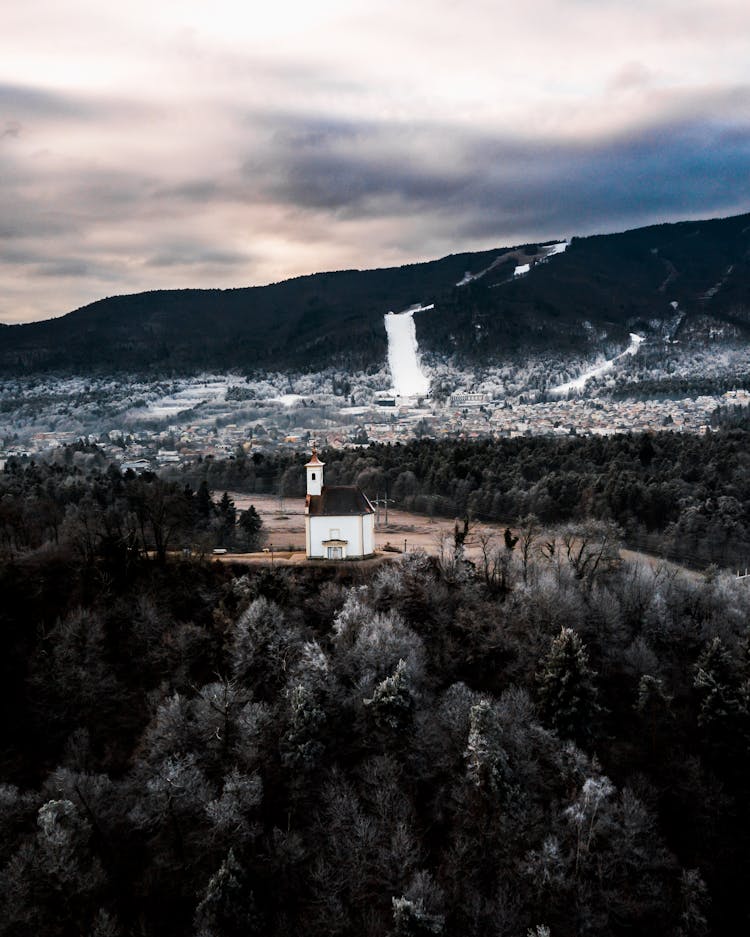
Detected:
left=693, top=636, right=749, bottom=770
left=464, top=699, right=513, bottom=801
left=694, top=637, right=744, bottom=731
left=364, top=659, right=415, bottom=733
left=129, top=754, right=213, bottom=866
left=2, top=799, right=107, bottom=934
left=205, top=768, right=262, bottom=847
left=332, top=593, right=425, bottom=692
left=636, top=674, right=673, bottom=756
left=194, top=849, right=261, bottom=937
left=281, top=683, right=326, bottom=774
left=230, top=596, right=290, bottom=699
left=537, top=627, right=600, bottom=745
left=41, top=768, right=119, bottom=852
left=675, top=868, right=710, bottom=937
left=564, top=774, right=616, bottom=877
left=192, top=679, right=252, bottom=770
left=391, top=870, right=445, bottom=936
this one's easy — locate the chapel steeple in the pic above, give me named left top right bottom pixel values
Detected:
left=305, top=444, right=324, bottom=497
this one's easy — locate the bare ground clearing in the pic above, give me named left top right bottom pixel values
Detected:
left=223, top=492, right=700, bottom=578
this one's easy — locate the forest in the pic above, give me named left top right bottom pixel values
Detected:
left=1, top=488, right=749, bottom=935
left=2, top=417, right=750, bottom=936
left=174, top=410, right=750, bottom=570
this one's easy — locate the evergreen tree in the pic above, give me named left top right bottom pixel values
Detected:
left=195, top=481, right=213, bottom=527
left=194, top=849, right=261, bottom=937
left=693, top=637, right=749, bottom=770
left=217, top=492, right=236, bottom=548
left=281, top=683, right=326, bottom=774
left=364, top=659, right=414, bottom=733
left=636, top=674, right=673, bottom=757
left=238, top=505, right=263, bottom=552
left=675, top=869, right=710, bottom=937
left=537, top=628, right=600, bottom=745
left=464, top=699, right=513, bottom=800
left=694, top=637, right=743, bottom=732
left=390, top=872, right=445, bottom=937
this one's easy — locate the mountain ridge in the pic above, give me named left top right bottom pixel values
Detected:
left=2, top=211, right=750, bottom=375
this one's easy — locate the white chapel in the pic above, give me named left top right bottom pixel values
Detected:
left=304, top=448, right=376, bottom=560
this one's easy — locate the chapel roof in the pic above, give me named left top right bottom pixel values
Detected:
left=307, top=485, right=374, bottom=517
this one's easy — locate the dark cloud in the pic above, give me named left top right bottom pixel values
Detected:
left=3, top=79, right=750, bottom=322
left=155, top=180, right=222, bottom=204
left=144, top=246, right=251, bottom=269
left=1, top=120, right=22, bottom=139
left=236, top=105, right=750, bottom=245
left=0, top=82, right=94, bottom=119
left=0, top=81, right=156, bottom=131
left=34, top=258, right=92, bottom=278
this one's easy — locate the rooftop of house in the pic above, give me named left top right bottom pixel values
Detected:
left=307, top=485, right=374, bottom=517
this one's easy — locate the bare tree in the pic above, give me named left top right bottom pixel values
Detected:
left=518, top=514, right=540, bottom=586
left=561, top=521, right=622, bottom=583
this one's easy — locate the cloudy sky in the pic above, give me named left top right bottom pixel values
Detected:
left=3, top=0, right=750, bottom=323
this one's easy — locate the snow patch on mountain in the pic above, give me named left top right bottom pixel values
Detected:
left=384, top=305, right=433, bottom=397
left=459, top=240, right=569, bottom=287
left=136, top=378, right=233, bottom=419
left=550, top=333, right=644, bottom=396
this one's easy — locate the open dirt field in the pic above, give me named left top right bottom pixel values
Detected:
left=219, top=492, right=457, bottom=566
left=222, top=492, right=700, bottom=578
left=229, top=492, right=455, bottom=554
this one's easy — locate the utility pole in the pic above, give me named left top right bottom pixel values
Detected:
left=372, top=492, right=395, bottom=528
left=382, top=495, right=395, bottom=524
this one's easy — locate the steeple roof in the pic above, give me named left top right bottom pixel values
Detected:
left=305, top=446, right=324, bottom=467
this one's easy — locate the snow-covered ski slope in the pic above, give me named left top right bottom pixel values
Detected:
left=384, top=305, right=433, bottom=396
left=550, top=333, right=644, bottom=396
left=457, top=240, right=569, bottom=287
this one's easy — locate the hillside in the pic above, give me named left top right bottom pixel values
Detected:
left=3, top=452, right=750, bottom=935
left=2, top=212, right=750, bottom=374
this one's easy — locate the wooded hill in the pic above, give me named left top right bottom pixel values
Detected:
left=2, top=212, right=750, bottom=375
left=2, top=511, right=750, bottom=936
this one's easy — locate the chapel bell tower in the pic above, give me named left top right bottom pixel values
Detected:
left=305, top=446, right=324, bottom=497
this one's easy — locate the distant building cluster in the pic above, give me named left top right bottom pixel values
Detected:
left=448, top=391, right=489, bottom=408
left=2, top=375, right=748, bottom=470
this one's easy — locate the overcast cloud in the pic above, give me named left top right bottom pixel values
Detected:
left=2, top=0, right=750, bottom=323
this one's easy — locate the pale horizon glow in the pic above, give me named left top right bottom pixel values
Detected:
left=2, top=2, right=750, bottom=323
